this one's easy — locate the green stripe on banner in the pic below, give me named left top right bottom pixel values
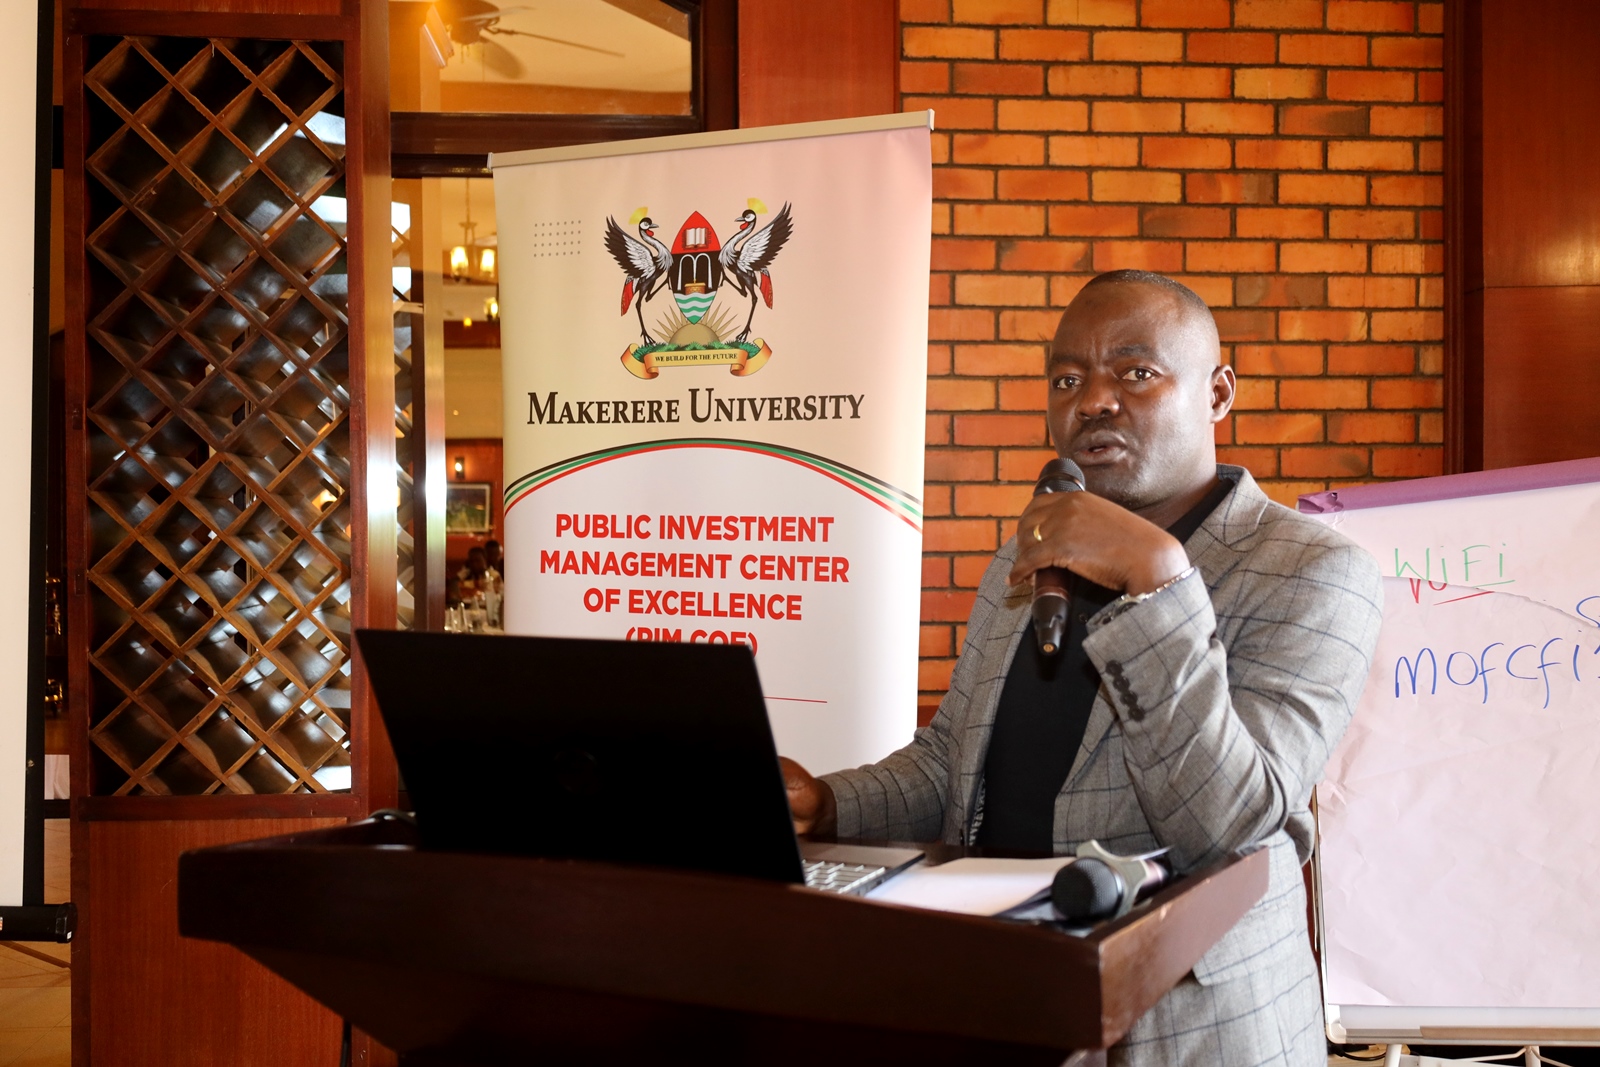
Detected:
left=505, top=438, right=923, bottom=530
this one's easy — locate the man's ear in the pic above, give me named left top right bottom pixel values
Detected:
left=1209, top=364, right=1236, bottom=423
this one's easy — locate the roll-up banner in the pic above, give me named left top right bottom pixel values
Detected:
left=0, top=0, right=39, bottom=909
left=490, top=113, right=933, bottom=773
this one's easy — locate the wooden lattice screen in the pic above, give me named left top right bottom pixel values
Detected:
left=80, top=35, right=356, bottom=796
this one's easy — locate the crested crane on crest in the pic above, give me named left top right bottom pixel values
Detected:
left=719, top=200, right=794, bottom=342
left=604, top=208, right=672, bottom=345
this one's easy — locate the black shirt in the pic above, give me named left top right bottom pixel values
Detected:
left=975, top=471, right=1239, bottom=852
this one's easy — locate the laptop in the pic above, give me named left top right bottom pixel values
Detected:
left=355, top=630, right=923, bottom=895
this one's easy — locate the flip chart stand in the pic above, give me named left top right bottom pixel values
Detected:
left=1302, top=457, right=1600, bottom=1052
left=1382, top=1045, right=1583, bottom=1066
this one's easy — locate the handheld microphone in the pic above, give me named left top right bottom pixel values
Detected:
left=1030, top=458, right=1086, bottom=655
left=1050, top=840, right=1172, bottom=924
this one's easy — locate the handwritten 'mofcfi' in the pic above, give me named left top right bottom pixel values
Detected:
left=1393, top=636, right=1597, bottom=709
left=1387, top=577, right=1600, bottom=711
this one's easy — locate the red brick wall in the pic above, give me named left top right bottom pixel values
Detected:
left=906, top=0, right=1444, bottom=706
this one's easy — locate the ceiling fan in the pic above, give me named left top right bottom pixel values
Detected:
left=435, top=0, right=625, bottom=78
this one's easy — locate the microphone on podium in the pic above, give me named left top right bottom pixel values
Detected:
left=1029, top=458, right=1086, bottom=656
left=1051, top=840, right=1173, bottom=923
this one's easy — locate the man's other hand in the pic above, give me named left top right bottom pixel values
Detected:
left=780, top=756, right=837, bottom=835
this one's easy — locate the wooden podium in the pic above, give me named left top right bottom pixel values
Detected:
left=178, top=818, right=1267, bottom=1066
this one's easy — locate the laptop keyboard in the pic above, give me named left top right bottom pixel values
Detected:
left=802, top=858, right=890, bottom=896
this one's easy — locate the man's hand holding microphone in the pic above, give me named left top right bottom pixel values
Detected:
left=778, top=459, right=1191, bottom=833
left=1008, top=457, right=1192, bottom=646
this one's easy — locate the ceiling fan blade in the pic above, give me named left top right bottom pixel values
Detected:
left=455, top=5, right=530, bottom=24
left=483, top=27, right=627, bottom=58
left=476, top=38, right=525, bottom=78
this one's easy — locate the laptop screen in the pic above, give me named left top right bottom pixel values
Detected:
left=356, top=630, right=805, bottom=884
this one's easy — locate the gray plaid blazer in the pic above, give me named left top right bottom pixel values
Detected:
left=823, top=467, right=1383, bottom=1066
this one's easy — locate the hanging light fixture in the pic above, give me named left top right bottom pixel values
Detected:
left=445, top=180, right=502, bottom=328
left=444, top=184, right=500, bottom=279
left=449, top=179, right=481, bottom=280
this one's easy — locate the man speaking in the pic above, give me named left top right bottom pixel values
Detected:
left=783, top=270, right=1384, bottom=1065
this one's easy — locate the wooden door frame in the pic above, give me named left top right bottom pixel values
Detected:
left=1442, top=0, right=1483, bottom=474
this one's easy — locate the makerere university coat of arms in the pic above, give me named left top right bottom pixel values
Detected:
left=603, top=199, right=793, bottom=379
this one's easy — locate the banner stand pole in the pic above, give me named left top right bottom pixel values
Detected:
left=0, top=903, right=75, bottom=942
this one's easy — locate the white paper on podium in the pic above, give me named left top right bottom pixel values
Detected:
left=865, top=857, right=1075, bottom=916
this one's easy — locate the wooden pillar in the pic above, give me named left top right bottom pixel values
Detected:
left=1446, top=0, right=1600, bottom=470
left=737, top=0, right=899, bottom=127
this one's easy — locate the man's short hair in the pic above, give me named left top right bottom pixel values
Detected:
left=1082, top=269, right=1212, bottom=316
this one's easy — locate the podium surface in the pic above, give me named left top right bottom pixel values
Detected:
left=178, top=819, right=1267, bottom=1066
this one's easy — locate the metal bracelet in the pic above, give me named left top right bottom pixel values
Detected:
left=1101, top=565, right=1197, bottom=621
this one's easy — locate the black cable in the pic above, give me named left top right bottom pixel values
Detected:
left=1329, top=1040, right=1390, bottom=1062
left=339, top=1018, right=351, bottom=1067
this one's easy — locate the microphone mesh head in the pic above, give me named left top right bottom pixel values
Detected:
left=1036, top=457, right=1085, bottom=494
left=1052, top=858, right=1124, bottom=922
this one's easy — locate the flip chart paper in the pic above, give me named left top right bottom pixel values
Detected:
left=1321, top=579, right=1600, bottom=1006
left=1310, top=470, right=1600, bottom=1013
left=1315, top=478, right=1600, bottom=623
